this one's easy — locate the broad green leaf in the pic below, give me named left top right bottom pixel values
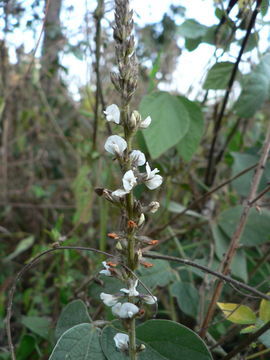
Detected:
left=21, top=316, right=50, bottom=339
left=49, top=323, right=105, bottom=360
left=55, top=300, right=91, bottom=340
left=72, top=165, right=93, bottom=224
left=211, top=223, right=248, bottom=282
left=261, top=0, right=269, bottom=16
left=136, top=320, right=213, bottom=360
left=16, top=335, right=36, bottom=360
left=231, top=152, right=270, bottom=197
left=4, top=236, right=34, bottom=262
left=217, top=303, right=256, bottom=325
left=136, top=258, right=176, bottom=289
left=178, top=19, right=208, bottom=39
left=235, top=54, right=270, bottom=118
left=238, top=32, right=259, bottom=53
left=203, top=62, right=235, bottom=90
left=176, top=97, right=204, bottom=161
left=259, top=294, right=270, bottom=323
left=170, top=282, right=199, bottom=318
left=139, top=91, right=190, bottom=159
left=217, top=206, right=270, bottom=246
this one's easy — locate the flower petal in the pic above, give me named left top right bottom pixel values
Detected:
left=140, top=116, right=151, bottom=129
left=104, top=135, right=127, bottom=156
left=113, top=333, right=129, bottom=350
left=122, top=170, right=137, bottom=192
left=104, top=104, right=120, bottom=124
left=130, top=150, right=146, bottom=167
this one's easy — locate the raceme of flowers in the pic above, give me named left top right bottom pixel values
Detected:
left=104, top=104, right=163, bottom=197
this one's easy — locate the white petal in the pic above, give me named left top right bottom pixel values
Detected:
left=145, top=174, right=163, bottom=190
left=113, top=333, right=129, bottom=350
left=142, top=295, right=157, bottom=304
left=145, top=162, right=151, bottom=178
left=122, top=170, right=137, bottom=192
left=112, top=302, right=122, bottom=317
left=119, top=302, right=139, bottom=318
left=99, top=269, right=111, bottom=276
left=140, top=116, right=151, bottom=129
left=130, top=150, right=146, bottom=167
left=112, top=302, right=139, bottom=318
left=149, top=201, right=160, bottom=213
left=112, top=189, right=128, bottom=198
left=104, top=104, right=120, bottom=124
left=104, top=135, right=127, bottom=156
left=100, top=292, right=118, bottom=306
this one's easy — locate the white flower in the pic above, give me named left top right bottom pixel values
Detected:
left=130, top=150, right=146, bottom=167
left=104, top=104, right=120, bottom=124
left=104, top=135, right=127, bottom=156
left=114, top=333, right=129, bottom=351
left=112, top=302, right=139, bottom=318
left=100, top=292, right=119, bottom=307
left=122, top=170, right=137, bottom=192
left=120, top=279, right=139, bottom=297
left=112, top=189, right=128, bottom=198
left=140, top=116, right=151, bottom=129
left=142, top=295, right=157, bottom=305
left=149, top=201, right=160, bottom=213
left=99, top=261, right=112, bottom=276
left=145, top=162, right=163, bottom=190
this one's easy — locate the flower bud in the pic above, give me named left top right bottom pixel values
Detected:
left=129, top=110, right=141, bottom=129
left=138, top=213, right=145, bottom=227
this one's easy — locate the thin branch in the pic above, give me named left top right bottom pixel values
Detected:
left=143, top=252, right=270, bottom=301
left=200, top=119, right=270, bottom=338
left=6, top=246, right=113, bottom=360
left=92, top=0, right=104, bottom=150
left=204, top=0, right=262, bottom=187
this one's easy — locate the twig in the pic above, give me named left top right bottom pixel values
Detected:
left=200, top=119, right=270, bottom=338
left=6, top=246, right=113, bottom=360
left=204, top=0, right=262, bottom=187
left=93, top=0, right=104, bottom=150
left=143, top=253, right=270, bottom=301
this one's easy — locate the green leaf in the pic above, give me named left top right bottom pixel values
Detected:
left=170, top=282, right=199, bottom=318
left=240, top=325, right=257, bottom=334
left=235, top=54, right=270, bottom=118
left=259, top=330, right=270, bottom=348
left=136, top=320, right=213, bottom=360
left=261, top=0, right=269, bottom=16
left=168, top=201, right=203, bottom=218
left=259, top=294, right=270, bottom=323
left=55, top=300, right=91, bottom=340
left=136, top=258, right=176, bottom=289
left=231, top=152, right=270, bottom=197
left=211, top=223, right=248, bottom=282
left=139, top=91, right=190, bottom=159
left=178, top=19, right=208, bottom=39
left=72, top=165, right=93, bottom=224
left=203, top=62, right=235, bottom=90
left=4, top=236, right=34, bottom=262
left=185, top=37, right=202, bottom=51
left=217, top=206, right=270, bottom=246
left=49, top=323, right=105, bottom=360
left=21, top=316, right=50, bottom=339
left=176, top=97, right=204, bottom=161
left=16, top=335, right=36, bottom=360
left=217, top=303, right=256, bottom=325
